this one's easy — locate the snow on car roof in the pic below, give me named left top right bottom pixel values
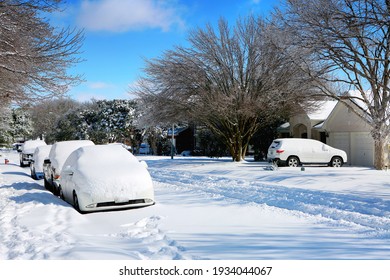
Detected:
left=21, top=140, right=47, bottom=154
left=49, top=140, right=94, bottom=172
left=64, top=144, right=138, bottom=170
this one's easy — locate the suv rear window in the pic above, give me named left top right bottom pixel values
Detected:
left=270, top=141, right=281, bottom=149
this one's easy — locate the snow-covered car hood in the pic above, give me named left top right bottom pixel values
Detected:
left=73, top=164, right=154, bottom=202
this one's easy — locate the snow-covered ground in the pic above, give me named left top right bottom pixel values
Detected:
left=1, top=150, right=390, bottom=260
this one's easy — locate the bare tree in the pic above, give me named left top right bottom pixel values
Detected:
left=276, top=0, right=390, bottom=169
left=29, top=97, right=80, bottom=143
left=133, top=16, right=320, bottom=161
left=0, top=0, right=84, bottom=105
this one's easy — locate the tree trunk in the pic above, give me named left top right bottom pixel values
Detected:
left=230, top=141, right=242, bottom=162
left=227, top=135, right=243, bottom=162
left=374, top=137, right=389, bottom=170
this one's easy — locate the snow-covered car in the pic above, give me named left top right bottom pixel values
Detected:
left=267, top=138, right=347, bottom=167
left=180, top=150, right=192, bottom=156
left=30, top=145, right=52, bottom=180
left=19, top=140, right=47, bottom=167
left=59, top=144, right=155, bottom=213
left=139, top=143, right=150, bottom=154
left=43, top=140, right=94, bottom=195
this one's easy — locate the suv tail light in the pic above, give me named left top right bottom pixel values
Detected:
left=276, top=149, right=284, bottom=154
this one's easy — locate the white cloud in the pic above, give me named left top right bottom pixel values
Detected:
left=78, top=0, right=185, bottom=32
left=75, top=92, right=107, bottom=102
left=88, top=81, right=112, bottom=89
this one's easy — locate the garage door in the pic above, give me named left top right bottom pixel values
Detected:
left=351, top=132, right=374, bottom=167
left=330, top=132, right=350, bottom=164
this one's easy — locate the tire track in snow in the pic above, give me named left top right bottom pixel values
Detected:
left=150, top=168, right=390, bottom=238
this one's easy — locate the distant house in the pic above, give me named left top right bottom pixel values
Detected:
left=167, top=126, right=195, bottom=154
left=279, top=100, right=380, bottom=167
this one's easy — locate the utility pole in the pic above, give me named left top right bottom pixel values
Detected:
left=171, top=123, right=175, bottom=159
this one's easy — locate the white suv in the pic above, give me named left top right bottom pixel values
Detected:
left=267, top=138, right=347, bottom=167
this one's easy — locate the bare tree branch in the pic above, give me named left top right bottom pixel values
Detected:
left=276, top=0, right=390, bottom=169
left=0, top=0, right=84, bottom=106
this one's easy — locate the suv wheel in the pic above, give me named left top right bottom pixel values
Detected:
left=330, top=156, right=343, bottom=167
left=287, top=156, right=300, bottom=167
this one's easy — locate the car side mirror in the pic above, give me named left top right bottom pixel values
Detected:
left=322, top=145, right=329, bottom=151
left=63, top=170, right=74, bottom=176
left=63, top=165, right=74, bottom=176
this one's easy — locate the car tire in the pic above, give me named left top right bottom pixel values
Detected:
left=44, top=177, right=50, bottom=190
left=73, top=192, right=81, bottom=212
left=31, top=168, right=37, bottom=180
left=59, top=185, right=64, bottom=200
left=287, top=156, right=300, bottom=167
left=51, top=175, right=60, bottom=196
left=330, top=156, right=343, bottom=167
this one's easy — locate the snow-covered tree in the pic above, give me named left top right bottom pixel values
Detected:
left=0, top=0, right=84, bottom=105
left=7, top=107, right=33, bottom=142
left=83, top=99, right=139, bottom=144
left=53, top=99, right=140, bottom=144
left=0, top=105, right=12, bottom=145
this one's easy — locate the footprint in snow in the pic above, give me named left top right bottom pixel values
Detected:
left=117, top=215, right=190, bottom=260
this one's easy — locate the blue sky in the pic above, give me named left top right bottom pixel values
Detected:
left=56, top=0, right=279, bottom=101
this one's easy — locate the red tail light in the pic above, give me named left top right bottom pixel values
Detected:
left=276, top=149, right=284, bottom=154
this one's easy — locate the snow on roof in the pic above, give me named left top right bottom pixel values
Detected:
left=21, top=140, right=47, bottom=154
left=279, top=122, right=290, bottom=129
left=49, top=140, right=95, bottom=172
left=167, top=126, right=188, bottom=136
left=347, top=89, right=372, bottom=111
left=307, top=100, right=338, bottom=120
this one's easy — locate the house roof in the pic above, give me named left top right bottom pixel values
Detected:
left=307, top=100, right=338, bottom=120
left=167, top=126, right=189, bottom=137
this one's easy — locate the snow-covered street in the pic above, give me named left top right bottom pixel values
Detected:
left=1, top=150, right=390, bottom=260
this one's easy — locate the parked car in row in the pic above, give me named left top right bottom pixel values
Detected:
left=267, top=138, right=347, bottom=167
left=30, top=145, right=52, bottom=180
left=43, top=140, right=95, bottom=195
left=59, top=144, right=155, bottom=213
left=138, top=143, right=151, bottom=155
left=19, top=140, right=47, bottom=167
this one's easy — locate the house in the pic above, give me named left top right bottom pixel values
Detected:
left=279, top=101, right=338, bottom=141
left=167, top=125, right=195, bottom=154
left=279, top=100, right=378, bottom=167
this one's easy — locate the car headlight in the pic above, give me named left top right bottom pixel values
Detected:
left=85, top=203, right=97, bottom=209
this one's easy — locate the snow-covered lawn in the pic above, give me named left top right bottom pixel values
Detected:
left=1, top=150, right=390, bottom=260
